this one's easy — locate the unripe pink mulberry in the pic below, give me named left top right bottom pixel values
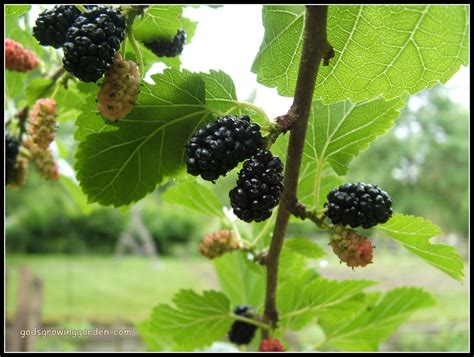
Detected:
left=198, top=230, right=241, bottom=259
left=97, top=53, right=140, bottom=121
left=330, top=226, right=374, bottom=268
left=28, top=98, right=57, bottom=149
left=23, top=140, right=60, bottom=181
left=5, top=39, right=40, bottom=72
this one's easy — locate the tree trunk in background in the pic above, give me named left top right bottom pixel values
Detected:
left=10, top=266, right=31, bottom=351
left=114, top=203, right=157, bottom=260
left=25, top=277, right=43, bottom=352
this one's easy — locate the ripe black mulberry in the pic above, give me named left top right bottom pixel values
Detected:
left=185, top=115, right=263, bottom=181
left=144, top=30, right=186, bottom=57
left=229, top=149, right=283, bottom=223
left=228, top=305, right=258, bottom=345
left=325, top=182, right=393, bottom=228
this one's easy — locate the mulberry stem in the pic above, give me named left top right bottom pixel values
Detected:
left=232, top=314, right=272, bottom=331
left=262, top=5, right=333, bottom=336
left=127, top=24, right=144, bottom=79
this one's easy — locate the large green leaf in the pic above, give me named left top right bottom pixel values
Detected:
left=74, top=70, right=239, bottom=206
left=278, top=278, right=376, bottom=331
left=150, top=290, right=232, bottom=349
left=213, top=251, right=265, bottom=310
left=377, top=214, right=464, bottom=283
left=319, top=287, right=435, bottom=351
left=252, top=5, right=469, bottom=104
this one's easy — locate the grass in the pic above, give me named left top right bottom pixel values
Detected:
left=6, top=251, right=469, bottom=351
left=6, top=254, right=218, bottom=324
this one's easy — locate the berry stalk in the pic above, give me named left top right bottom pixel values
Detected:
left=126, top=13, right=144, bottom=79
left=262, top=5, right=333, bottom=334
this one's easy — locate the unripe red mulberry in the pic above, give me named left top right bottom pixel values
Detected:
left=5, top=39, right=40, bottom=72
left=259, top=338, right=285, bottom=352
left=9, top=156, right=29, bottom=188
left=330, top=226, right=374, bottom=268
left=198, top=230, right=241, bottom=259
left=97, top=53, right=140, bottom=121
left=23, top=140, right=60, bottom=181
left=28, top=98, right=57, bottom=149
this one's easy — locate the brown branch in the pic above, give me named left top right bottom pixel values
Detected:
left=262, top=5, right=332, bottom=333
left=290, top=201, right=331, bottom=230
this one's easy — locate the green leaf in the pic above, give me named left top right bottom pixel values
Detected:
left=6, top=5, right=31, bottom=16
left=253, top=5, right=469, bottom=104
left=150, top=289, right=232, bottom=349
left=319, top=287, right=435, bottom=351
left=6, top=72, right=29, bottom=103
left=284, top=237, right=325, bottom=259
left=75, top=69, right=214, bottom=207
left=134, top=6, right=190, bottom=42
left=136, top=319, right=174, bottom=352
left=278, top=278, right=375, bottom=331
left=25, top=78, right=54, bottom=105
left=251, top=6, right=304, bottom=97
left=277, top=270, right=319, bottom=331
left=162, top=179, right=224, bottom=218
left=307, top=96, right=407, bottom=176
left=278, top=248, right=307, bottom=283
left=213, top=251, right=265, bottom=310
left=74, top=96, right=117, bottom=141
left=200, top=70, right=239, bottom=114
left=377, top=214, right=464, bottom=283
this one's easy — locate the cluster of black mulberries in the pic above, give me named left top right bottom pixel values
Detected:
left=33, top=5, right=126, bottom=83
left=228, top=305, right=258, bottom=345
left=144, top=30, right=187, bottom=57
left=185, top=115, right=283, bottom=223
left=229, top=150, right=283, bottom=223
left=186, top=115, right=263, bottom=182
left=6, top=134, right=20, bottom=185
left=325, top=182, right=393, bottom=229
